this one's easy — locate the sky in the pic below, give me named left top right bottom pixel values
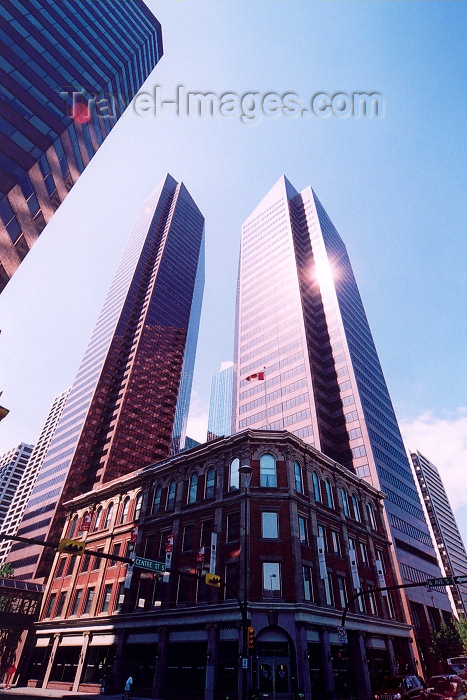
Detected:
left=1, top=2, right=467, bottom=545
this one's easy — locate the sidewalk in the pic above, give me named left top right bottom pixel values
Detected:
left=0, top=688, right=153, bottom=700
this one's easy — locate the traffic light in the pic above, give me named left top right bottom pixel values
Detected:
left=57, top=538, right=85, bottom=556
left=248, top=626, right=255, bottom=649
left=205, top=573, right=221, bottom=587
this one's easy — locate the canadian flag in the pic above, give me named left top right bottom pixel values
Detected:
left=246, top=371, right=265, bottom=381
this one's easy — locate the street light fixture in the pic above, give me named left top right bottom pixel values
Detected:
left=239, top=463, right=253, bottom=700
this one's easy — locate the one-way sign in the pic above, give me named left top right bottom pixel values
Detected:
left=134, top=556, right=165, bottom=573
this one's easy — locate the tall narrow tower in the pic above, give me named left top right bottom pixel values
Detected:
left=234, top=176, right=451, bottom=633
left=9, top=174, right=205, bottom=580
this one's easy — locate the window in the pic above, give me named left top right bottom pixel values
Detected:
left=298, top=516, right=308, bottom=544
left=337, top=576, right=347, bottom=608
left=115, top=582, right=125, bottom=612
left=103, top=502, right=114, bottom=529
left=368, top=585, right=377, bottom=615
left=263, top=562, right=281, bottom=598
left=260, top=454, right=276, bottom=487
left=356, top=588, right=365, bottom=612
left=120, top=497, right=130, bottom=524
left=340, top=488, right=350, bottom=517
left=83, top=587, right=95, bottom=614
left=359, top=542, right=368, bottom=565
left=64, top=557, right=75, bottom=577
left=351, top=494, right=361, bottom=522
left=230, top=458, right=239, bottom=490
left=81, top=551, right=92, bottom=574
left=385, top=591, right=396, bottom=618
left=312, top=472, right=321, bottom=502
left=324, top=479, right=334, bottom=508
left=55, top=591, right=67, bottom=618
left=367, top=502, right=377, bottom=530
left=44, top=592, right=57, bottom=618
left=182, top=524, right=194, bottom=552
left=331, top=531, right=341, bottom=556
left=134, top=492, right=143, bottom=520
left=92, top=548, right=104, bottom=571
left=71, top=589, right=83, bottom=616
left=262, top=512, right=279, bottom=539
left=93, top=506, right=103, bottom=532
left=166, top=481, right=176, bottom=511
left=205, top=468, right=215, bottom=499
left=317, top=524, right=327, bottom=551
left=227, top=512, right=240, bottom=542
left=294, top=461, right=303, bottom=493
left=324, top=574, right=333, bottom=605
left=68, top=515, right=78, bottom=538
left=109, top=543, right=121, bottom=567
left=188, top=473, right=198, bottom=504
left=303, top=566, right=313, bottom=601
left=153, top=486, right=161, bottom=514
left=56, top=558, right=66, bottom=579
left=101, top=584, right=113, bottom=613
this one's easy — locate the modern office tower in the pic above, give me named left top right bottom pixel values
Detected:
left=0, top=389, right=69, bottom=567
left=207, top=361, right=233, bottom=441
left=411, top=450, right=467, bottom=618
left=0, top=442, right=33, bottom=527
left=233, top=175, right=452, bottom=660
left=0, top=0, right=163, bottom=292
left=8, top=174, right=205, bottom=582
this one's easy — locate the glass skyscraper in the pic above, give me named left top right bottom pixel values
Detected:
left=207, top=361, right=233, bottom=441
left=233, top=176, right=452, bottom=639
left=8, top=174, right=205, bottom=581
left=0, top=0, right=163, bottom=291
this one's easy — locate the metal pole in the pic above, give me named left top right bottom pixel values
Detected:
left=239, top=463, right=253, bottom=700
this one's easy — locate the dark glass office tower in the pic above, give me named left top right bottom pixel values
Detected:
left=0, top=0, right=163, bottom=291
left=234, top=176, right=452, bottom=642
left=8, top=174, right=205, bottom=581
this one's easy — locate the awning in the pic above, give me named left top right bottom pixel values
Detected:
left=90, top=634, right=117, bottom=647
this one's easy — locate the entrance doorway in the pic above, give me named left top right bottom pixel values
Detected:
left=255, top=630, right=294, bottom=700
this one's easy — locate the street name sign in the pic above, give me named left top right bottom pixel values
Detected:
left=134, top=556, right=165, bottom=573
left=426, top=576, right=453, bottom=587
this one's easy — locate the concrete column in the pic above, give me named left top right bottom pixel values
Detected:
left=72, top=631, right=90, bottom=692
left=387, top=638, right=398, bottom=675
left=42, top=633, right=60, bottom=688
left=152, top=627, right=168, bottom=699
left=353, top=632, right=372, bottom=700
left=321, top=629, right=334, bottom=699
left=296, top=623, right=312, bottom=700
left=205, top=624, right=218, bottom=700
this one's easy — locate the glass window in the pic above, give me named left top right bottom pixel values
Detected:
left=134, top=492, right=143, bottom=520
left=324, top=575, right=333, bottom=605
left=120, top=497, right=130, bottom=524
left=44, top=592, right=57, bottom=618
left=83, top=587, right=95, bottom=614
left=182, top=524, right=194, bottom=551
left=359, top=542, right=368, bottom=565
left=80, top=551, right=92, bottom=574
left=109, top=543, right=120, bottom=567
left=55, top=591, right=67, bottom=618
left=115, top=582, right=125, bottom=612
left=205, top=467, right=215, bottom=499
left=385, top=591, right=396, bottom=618
left=340, top=488, right=350, bottom=517
left=260, top=454, right=277, bottom=487
left=188, top=473, right=198, bottom=504
left=331, top=531, right=341, bottom=556
left=337, top=577, right=347, bottom=608
left=356, top=588, right=365, bottom=613
left=325, top=479, right=334, bottom=508
left=317, top=524, right=327, bottom=551
left=367, top=502, right=377, bottom=530
left=55, top=558, right=66, bottom=579
left=103, top=502, right=113, bottom=529
left=351, top=494, right=361, bottom=522
left=93, top=506, right=103, bottom=532
left=71, top=589, right=82, bottom=616
left=368, top=585, right=377, bottom=615
left=263, top=562, right=281, bottom=598
left=298, top=516, right=308, bottom=544
left=166, top=481, right=176, bottom=511
left=262, top=512, right=278, bottom=539
left=92, top=548, right=103, bottom=571
left=68, top=515, right=78, bottom=538
left=230, top=458, right=239, bottom=490
left=227, top=511, right=240, bottom=542
left=303, top=566, right=313, bottom=601
left=294, top=461, right=303, bottom=493
left=101, top=584, right=113, bottom=613
left=312, top=472, right=321, bottom=502
left=153, top=486, right=161, bottom=514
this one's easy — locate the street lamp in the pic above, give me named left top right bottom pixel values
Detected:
left=239, top=463, right=253, bottom=700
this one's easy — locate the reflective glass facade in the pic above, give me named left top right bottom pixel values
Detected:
left=0, top=0, right=163, bottom=291
left=234, top=176, right=450, bottom=612
left=0, top=442, right=33, bottom=526
left=207, top=362, right=233, bottom=441
left=8, top=174, right=205, bottom=581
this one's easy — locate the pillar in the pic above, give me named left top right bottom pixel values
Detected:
left=72, top=631, right=90, bottom=692
left=42, top=633, right=60, bottom=688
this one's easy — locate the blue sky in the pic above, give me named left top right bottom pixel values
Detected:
left=1, top=1, right=467, bottom=543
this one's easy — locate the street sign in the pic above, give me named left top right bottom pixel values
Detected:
left=454, top=575, right=467, bottom=585
left=426, top=576, right=453, bottom=587
left=134, top=556, right=165, bottom=573
left=337, top=626, right=348, bottom=644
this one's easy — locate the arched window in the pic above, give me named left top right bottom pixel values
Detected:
left=134, top=492, right=143, bottom=520
left=205, top=467, right=215, bottom=499
left=367, top=502, right=377, bottom=530
left=188, top=473, right=198, bottom=504
left=166, top=481, right=176, bottom=511
left=312, top=473, right=321, bottom=502
left=351, top=494, right=361, bottom=522
left=120, top=497, right=130, bottom=524
left=153, top=486, right=161, bottom=515
left=260, top=454, right=277, bottom=487
left=230, top=458, right=239, bottom=491
left=324, top=479, right=334, bottom=509
left=294, top=461, right=303, bottom=494
left=340, top=488, right=350, bottom=517
left=68, top=514, right=78, bottom=538
left=92, top=506, right=103, bottom=532
left=103, top=502, right=114, bottom=529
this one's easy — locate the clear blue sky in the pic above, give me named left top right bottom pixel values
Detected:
left=1, top=1, right=467, bottom=544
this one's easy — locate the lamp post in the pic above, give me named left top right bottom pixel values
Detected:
left=239, top=462, right=253, bottom=700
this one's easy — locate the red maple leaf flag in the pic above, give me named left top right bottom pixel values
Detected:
left=246, top=371, right=265, bottom=381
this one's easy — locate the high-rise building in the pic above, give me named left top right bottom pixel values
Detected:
left=207, top=361, right=233, bottom=441
left=233, top=176, right=451, bottom=662
left=0, top=442, right=33, bottom=526
left=0, top=389, right=69, bottom=566
left=0, top=0, right=163, bottom=291
left=411, top=450, right=467, bottom=618
left=8, top=174, right=205, bottom=581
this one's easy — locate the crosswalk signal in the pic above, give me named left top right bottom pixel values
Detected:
left=57, top=538, right=85, bottom=556
left=248, top=626, right=255, bottom=649
left=205, top=573, right=221, bottom=587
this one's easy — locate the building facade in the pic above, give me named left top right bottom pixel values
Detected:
left=233, top=176, right=452, bottom=669
left=7, top=174, right=205, bottom=582
left=0, top=0, right=163, bottom=291
left=0, top=389, right=69, bottom=566
left=29, top=430, right=416, bottom=700
left=0, top=442, right=33, bottom=527
left=207, top=362, right=234, bottom=441
left=411, top=450, right=467, bottom=618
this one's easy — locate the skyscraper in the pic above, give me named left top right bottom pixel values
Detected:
left=233, top=176, right=451, bottom=653
left=0, top=389, right=69, bottom=566
left=0, top=442, right=33, bottom=527
left=8, top=174, right=205, bottom=581
left=411, top=450, right=467, bottom=618
left=207, top=361, right=233, bottom=441
left=0, top=0, right=163, bottom=291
